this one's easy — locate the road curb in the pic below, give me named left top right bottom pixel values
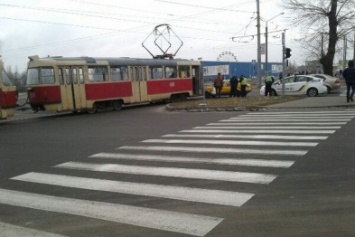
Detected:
left=166, top=103, right=355, bottom=112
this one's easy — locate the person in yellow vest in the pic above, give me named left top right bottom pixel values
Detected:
left=264, top=76, right=275, bottom=96
left=240, top=75, right=248, bottom=97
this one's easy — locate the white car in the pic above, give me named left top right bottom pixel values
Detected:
left=260, top=75, right=327, bottom=97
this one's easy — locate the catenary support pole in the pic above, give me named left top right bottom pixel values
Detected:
left=256, top=0, right=262, bottom=88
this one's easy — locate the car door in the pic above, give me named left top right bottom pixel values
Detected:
left=292, top=76, right=310, bottom=95
left=273, top=76, right=293, bottom=95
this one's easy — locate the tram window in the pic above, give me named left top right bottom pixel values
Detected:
left=134, top=67, right=141, bottom=81
left=72, top=68, right=78, bottom=84
left=65, top=69, right=71, bottom=84
left=122, top=67, right=128, bottom=81
left=111, top=67, right=122, bottom=81
left=140, top=67, right=146, bottom=81
left=88, top=66, right=107, bottom=82
left=41, top=68, right=55, bottom=84
left=27, top=68, right=40, bottom=85
left=1, top=69, right=13, bottom=86
left=165, top=66, right=177, bottom=78
left=138, top=67, right=142, bottom=81
left=178, top=66, right=190, bottom=78
left=79, top=68, right=84, bottom=84
left=150, top=67, right=163, bottom=79
left=131, top=67, right=138, bottom=81
left=58, top=68, right=64, bottom=85
left=136, top=67, right=145, bottom=81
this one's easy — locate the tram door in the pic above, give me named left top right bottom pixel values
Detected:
left=130, top=66, right=148, bottom=103
left=192, top=65, right=201, bottom=96
left=60, top=67, right=86, bottom=111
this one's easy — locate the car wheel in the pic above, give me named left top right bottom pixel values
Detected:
left=326, top=86, right=331, bottom=94
left=307, top=88, right=318, bottom=97
left=271, top=89, right=277, bottom=96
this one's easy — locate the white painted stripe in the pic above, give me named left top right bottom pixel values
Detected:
left=90, top=152, right=295, bottom=168
left=163, top=134, right=328, bottom=140
left=245, top=111, right=355, bottom=115
left=242, top=112, right=355, bottom=115
left=195, top=126, right=341, bottom=129
left=142, top=139, right=318, bottom=147
left=180, top=129, right=335, bottom=134
left=12, top=172, right=254, bottom=207
left=56, top=162, right=277, bottom=184
left=240, top=114, right=355, bottom=117
left=210, top=122, right=347, bottom=125
left=238, top=117, right=353, bottom=120
left=119, top=145, right=308, bottom=156
left=0, top=222, right=67, bottom=237
left=225, top=118, right=351, bottom=122
left=0, top=188, right=222, bottom=237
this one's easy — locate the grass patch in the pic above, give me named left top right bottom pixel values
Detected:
left=169, top=96, right=305, bottom=110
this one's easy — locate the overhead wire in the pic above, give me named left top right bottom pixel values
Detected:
left=0, top=0, right=261, bottom=56
left=0, top=2, right=246, bottom=27
left=154, top=0, right=254, bottom=13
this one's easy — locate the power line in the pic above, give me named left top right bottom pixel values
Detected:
left=155, top=0, right=255, bottom=13
left=0, top=1, right=260, bottom=55
left=0, top=2, right=244, bottom=27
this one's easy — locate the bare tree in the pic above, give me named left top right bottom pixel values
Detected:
left=281, top=0, right=355, bottom=76
left=6, top=65, right=27, bottom=92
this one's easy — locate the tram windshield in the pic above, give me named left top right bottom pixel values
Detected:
left=27, top=67, right=55, bottom=85
left=1, top=69, right=13, bottom=86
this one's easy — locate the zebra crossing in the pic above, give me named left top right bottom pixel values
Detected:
left=1, top=110, right=355, bottom=236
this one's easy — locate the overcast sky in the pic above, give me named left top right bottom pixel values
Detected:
left=0, top=0, right=301, bottom=72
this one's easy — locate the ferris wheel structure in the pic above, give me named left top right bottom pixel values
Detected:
left=216, top=51, right=238, bottom=62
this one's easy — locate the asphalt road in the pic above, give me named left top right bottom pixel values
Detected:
left=1, top=103, right=355, bottom=237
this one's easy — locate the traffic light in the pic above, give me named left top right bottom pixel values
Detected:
left=285, top=47, right=292, bottom=58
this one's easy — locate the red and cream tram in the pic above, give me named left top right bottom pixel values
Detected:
left=26, top=55, right=201, bottom=113
left=0, top=59, right=17, bottom=119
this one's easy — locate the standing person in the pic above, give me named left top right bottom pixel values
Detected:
left=213, top=73, right=223, bottom=98
left=229, top=75, right=238, bottom=97
left=240, top=75, right=248, bottom=97
left=264, top=75, right=275, bottom=96
left=343, top=60, right=355, bottom=102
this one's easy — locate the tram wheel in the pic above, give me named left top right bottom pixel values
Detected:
left=87, top=103, right=97, bottom=114
left=112, top=100, right=122, bottom=111
left=180, top=93, right=187, bottom=101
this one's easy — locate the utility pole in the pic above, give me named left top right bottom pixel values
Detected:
left=265, top=12, right=284, bottom=77
left=282, top=31, right=286, bottom=96
left=256, top=0, right=262, bottom=87
left=265, top=21, right=269, bottom=76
